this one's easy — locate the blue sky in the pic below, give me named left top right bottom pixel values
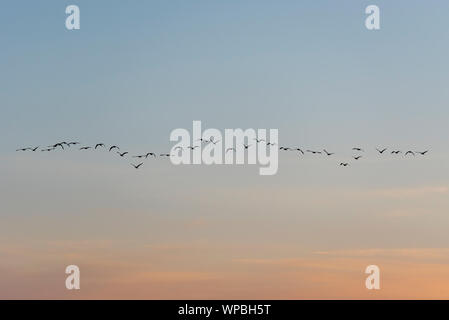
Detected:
left=1, top=0, right=449, bottom=152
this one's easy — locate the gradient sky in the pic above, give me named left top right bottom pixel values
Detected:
left=1, top=0, right=449, bottom=299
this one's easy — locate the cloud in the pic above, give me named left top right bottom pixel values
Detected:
left=312, top=248, right=449, bottom=261
left=369, top=186, right=449, bottom=198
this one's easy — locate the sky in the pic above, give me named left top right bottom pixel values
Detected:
left=1, top=0, right=449, bottom=299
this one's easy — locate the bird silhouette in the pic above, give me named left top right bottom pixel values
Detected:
left=47, top=143, right=64, bottom=150
left=295, top=148, right=305, bottom=155
left=405, top=151, right=415, bottom=156
left=353, top=156, right=362, bottom=160
left=117, top=151, right=128, bottom=157
left=95, top=143, right=105, bottom=149
left=16, top=147, right=31, bottom=151
left=226, top=148, right=236, bottom=153
left=41, top=148, right=54, bottom=152
left=30, top=146, right=39, bottom=151
left=187, top=146, right=199, bottom=150
left=352, top=147, right=364, bottom=152
left=254, top=138, right=265, bottom=143
left=160, top=153, right=171, bottom=157
left=376, top=148, right=387, bottom=154
left=131, top=163, right=143, bottom=169
left=109, top=146, right=119, bottom=152
left=133, top=152, right=156, bottom=159
left=67, top=142, right=80, bottom=146
left=323, top=149, right=334, bottom=156
left=416, top=150, right=429, bottom=155
left=391, top=150, right=402, bottom=154
left=267, top=142, right=277, bottom=146
left=79, top=146, right=91, bottom=150
left=340, top=162, right=349, bottom=167
left=244, top=144, right=251, bottom=149
left=145, top=152, right=156, bottom=158
left=307, top=150, right=322, bottom=154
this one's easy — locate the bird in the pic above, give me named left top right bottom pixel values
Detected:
left=133, top=152, right=156, bottom=159
left=210, top=139, right=220, bottom=145
left=16, top=147, right=31, bottom=151
left=243, top=144, right=251, bottom=149
left=79, top=146, right=91, bottom=150
left=295, top=148, right=305, bottom=155
left=160, top=153, right=171, bottom=157
left=340, top=162, right=349, bottom=167
left=131, top=163, right=143, bottom=169
left=117, top=151, right=128, bottom=157
left=226, top=148, right=236, bottom=153
left=30, top=146, right=39, bottom=151
left=353, top=156, right=362, bottom=160
left=376, top=148, right=387, bottom=154
left=145, top=152, right=156, bottom=158
left=47, top=143, right=64, bottom=150
left=279, top=146, right=291, bottom=151
left=267, top=142, right=277, bottom=146
left=323, top=149, right=334, bottom=156
left=254, top=138, right=265, bottom=143
left=307, top=150, right=322, bottom=154
left=352, top=147, right=364, bottom=152
left=187, top=146, right=199, bottom=150
left=41, top=148, right=54, bottom=152
left=109, top=146, right=119, bottom=152
left=196, top=138, right=209, bottom=143
left=416, top=150, right=429, bottom=155
left=391, top=150, right=401, bottom=154
left=67, top=142, right=80, bottom=146
left=95, top=143, right=105, bottom=149
left=405, top=151, right=415, bottom=156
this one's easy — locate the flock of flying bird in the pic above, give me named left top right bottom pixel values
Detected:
left=277, top=146, right=429, bottom=167
left=16, top=139, right=429, bottom=169
left=16, top=141, right=169, bottom=169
